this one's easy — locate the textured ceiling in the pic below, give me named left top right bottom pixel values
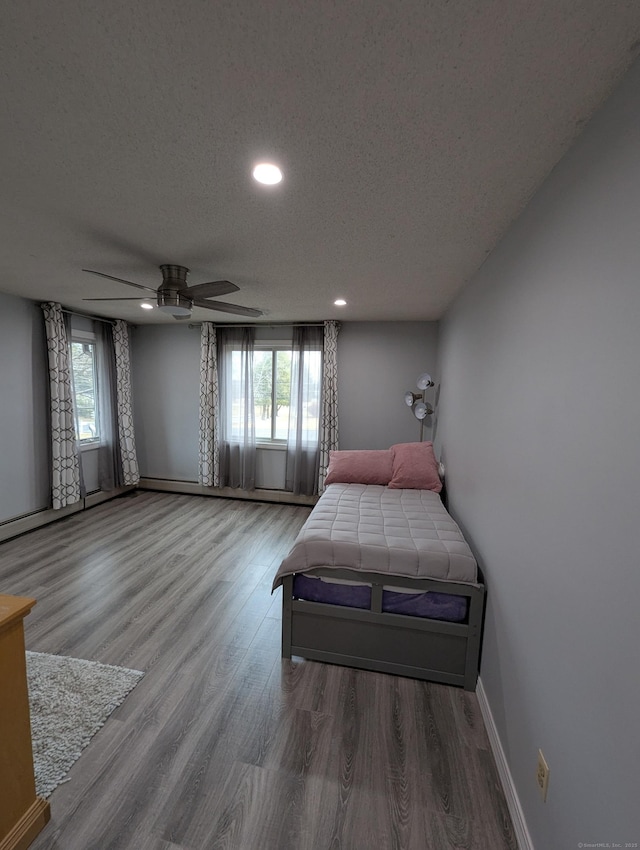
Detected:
left=2, top=1, right=640, bottom=323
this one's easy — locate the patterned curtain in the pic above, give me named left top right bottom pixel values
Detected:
left=318, top=320, right=340, bottom=492
left=41, top=302, right=82, bottom=509
left=198, top=322, right=219, bottom=486
left=112, top=320, right=140, bottom=486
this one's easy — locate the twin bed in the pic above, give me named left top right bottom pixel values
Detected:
left=272, top=444, right=485, bottom=691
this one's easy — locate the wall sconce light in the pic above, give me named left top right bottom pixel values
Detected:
left=404, top=372, right=435, bottom=439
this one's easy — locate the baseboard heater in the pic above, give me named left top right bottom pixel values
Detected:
left=137, top=477, right=317, bottom=507
left=0, top=487, right=134, bottom=544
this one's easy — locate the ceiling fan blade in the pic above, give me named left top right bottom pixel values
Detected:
left=181, top=280, right=239, bottom=299
left=192, top=297, right=263, bottom=317
left=82, top=269, right=158, bottom=294
left=83, top=297, right=151, bottom=301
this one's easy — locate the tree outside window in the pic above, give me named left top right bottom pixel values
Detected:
left=70, top=340, right=100, bottom=443
left=253, top=348, right=292, bottom=440
left=228, top=342, right=321, bottom=445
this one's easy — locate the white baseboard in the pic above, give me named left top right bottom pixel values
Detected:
left=138, top=477, right=317, bottom=507
left=476, top=677, right=534, bottom=850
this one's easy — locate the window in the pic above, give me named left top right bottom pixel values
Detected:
left=253, top=346, right=292, bottom=441
left=228, top=342, right=322, bottom=445
left=70, top=335, right=100, bottom=444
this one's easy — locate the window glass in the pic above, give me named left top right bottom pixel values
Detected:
left=273, top=349, right=292, bottom=440
left=70, top=340, right=100, bottom=443
left=227, top=343, right=321, bottom=445
left=229, top=350, right=245, bottom=439
left=254, top=349, right=274, bottom=439
left=251, top=347, right=294, bottom=442
left=298, top=349, right=322, bottom=444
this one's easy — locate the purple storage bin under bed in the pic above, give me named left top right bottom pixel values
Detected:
left=292, top=573, right=468, bottom=623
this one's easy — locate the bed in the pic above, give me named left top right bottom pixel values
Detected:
left=272, top=444, right=485, bottom=690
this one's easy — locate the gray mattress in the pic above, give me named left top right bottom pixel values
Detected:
left=272, top=483, right=478, bottom=589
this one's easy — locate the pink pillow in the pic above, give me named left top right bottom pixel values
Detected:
left=388, top=442, right=442, bottom=492
left=324, top=449, right=393, bottom=485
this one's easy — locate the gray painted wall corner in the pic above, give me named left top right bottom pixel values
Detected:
left=437, top=56, right=640, bottom=850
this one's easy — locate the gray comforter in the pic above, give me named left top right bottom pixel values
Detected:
left=272, top=483, right=478, bottom=590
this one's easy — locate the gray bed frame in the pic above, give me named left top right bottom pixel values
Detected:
left=281, top=566, right=485, bottom=690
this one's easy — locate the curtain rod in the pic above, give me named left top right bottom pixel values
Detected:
left=187, top=321, right=326, bottom=329
left=61, top=308, right=116, bottom=325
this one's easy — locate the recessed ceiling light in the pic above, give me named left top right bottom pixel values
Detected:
left=334, top=299, right=347, bottom=306
left=140, top=301, right=154, bottom=310
left=253, top=163, right=283, bottom=185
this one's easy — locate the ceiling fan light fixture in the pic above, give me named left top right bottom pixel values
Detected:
left=157, top=304, right=192, bottom=317
left=252, top=162, right=283, bottom=185
left=157, top=291, right=192, bottom=317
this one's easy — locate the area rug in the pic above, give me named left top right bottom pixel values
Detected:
left=26, top=651, right=144, bottom=798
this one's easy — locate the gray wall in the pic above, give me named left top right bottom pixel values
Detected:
left=437, top=60, right=640, bottom=849
left=0, top=293, right=50, bottom=522
left=131, top=324, right=201, bottom=481
left=131, top=321, right=438, bottom=483
left=337, top=322, right=439, bottom=449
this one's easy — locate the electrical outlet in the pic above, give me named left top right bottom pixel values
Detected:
left=536, top=749, right=550, bottom=802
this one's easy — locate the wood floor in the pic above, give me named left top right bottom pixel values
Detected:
left=0, top=490, right=517, bottom=850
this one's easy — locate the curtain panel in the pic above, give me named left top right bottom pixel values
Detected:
left=95, top=321, right=123, bottom=491
left=198, top=322, right=219, bottom=487
left=64, top=311, right=88, bottom=501
left=319, top=320, right=340, bottom=492
left=217, top=326, right=257, bottom=490
left=112, top=320, right=140, bottom=486
left=286, top=325, right=323, bottom=495
left=41, top=302, right=82, bottom=509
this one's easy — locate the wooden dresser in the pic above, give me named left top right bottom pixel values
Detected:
left=0, top=595, right=50, bottom=850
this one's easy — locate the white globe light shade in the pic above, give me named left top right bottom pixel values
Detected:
left=413, top=401, right=429, bottom=420
left=416, top=372, right=434, bottom=390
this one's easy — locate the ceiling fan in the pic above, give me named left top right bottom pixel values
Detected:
left=82, top=264, right=262, bottom=318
